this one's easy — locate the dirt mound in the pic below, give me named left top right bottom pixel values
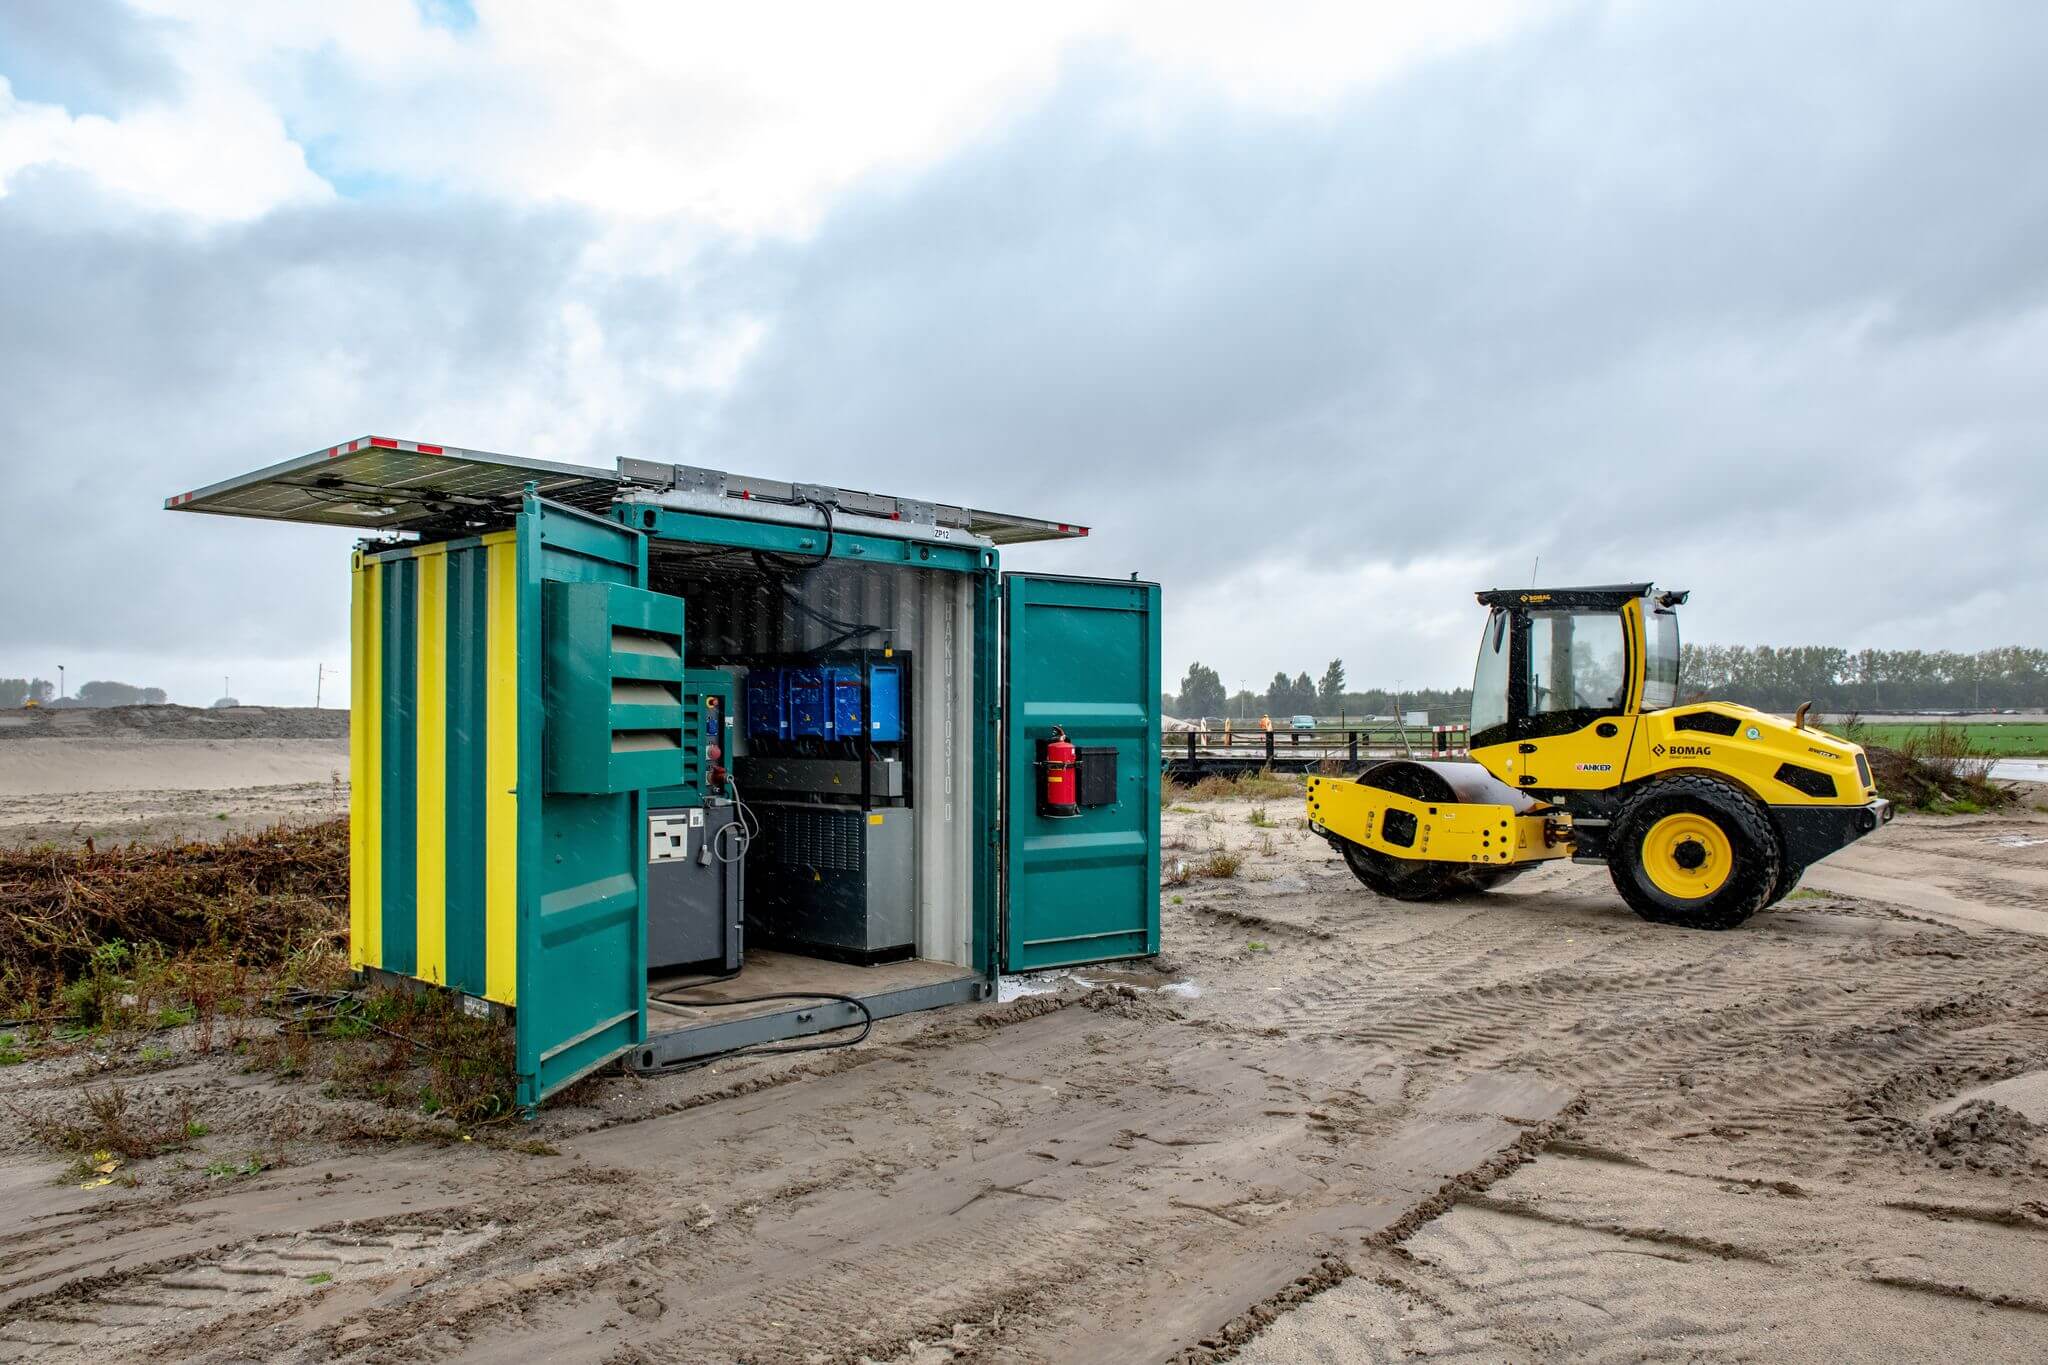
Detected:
left=1864, top=743, right=2015, bottom=812
left=1929, top=1099, right=2041, bottom=1157
left=0, top=704, right=348, bottom=743
left=0, top=818, right=348, bottom=983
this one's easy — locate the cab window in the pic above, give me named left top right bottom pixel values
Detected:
left=1470, top=607, right=1510, bottom=737
left=1641, top=607, right=1680, bottom=711
left=1527, top=611, right=1626, bottom=715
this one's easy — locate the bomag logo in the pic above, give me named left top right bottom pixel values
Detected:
left=1808, top=747, right=1842, bottom=761
left=1651, top=743, right=1714, bottom=759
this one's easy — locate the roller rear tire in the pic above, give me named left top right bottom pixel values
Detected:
left=1609, top=775, right=1781, bottom=930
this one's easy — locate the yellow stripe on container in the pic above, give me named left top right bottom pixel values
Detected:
left=358, top=557, right=384, bottom=968
left=414, top=546, right=449, bottom=986
left=348, top=552, right=368, bottom=968
left=483, top=534, right=519, bottom=1004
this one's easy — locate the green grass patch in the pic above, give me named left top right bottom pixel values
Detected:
left=1843, top=721, right=2047, bottom=757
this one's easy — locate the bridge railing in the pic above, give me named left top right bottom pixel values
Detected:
left=1161, top=724, right=1469, bottom=767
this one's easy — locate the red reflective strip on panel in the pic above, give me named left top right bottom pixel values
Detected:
left=369, top=437, right=397, bottom=449
left=415, top=444, right=444, bottom=455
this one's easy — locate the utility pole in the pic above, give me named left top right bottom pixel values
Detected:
left=315, top=662, right=339, bottom=709
left=58, top=665, right=65, bottom=700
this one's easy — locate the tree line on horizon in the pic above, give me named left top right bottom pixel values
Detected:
left=1166, top=660, right=1469, bottom=722
left=1, top=678, right=169, bottom=708
left=1166, top=644, right=2048, bottom=721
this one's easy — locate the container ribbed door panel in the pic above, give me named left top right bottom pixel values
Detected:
left=1001, top=574, right=1161, bottom=971
left=513, top=494, right=681, bottom=1110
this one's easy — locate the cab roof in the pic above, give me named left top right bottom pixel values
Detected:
left=1475, top=583, right=1689, bottom=610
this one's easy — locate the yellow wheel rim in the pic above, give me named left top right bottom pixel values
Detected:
left=1641, top=812, right=1733, bottom=900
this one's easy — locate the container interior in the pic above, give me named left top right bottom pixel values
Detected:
left=640, top=542, right=983, bottom=1044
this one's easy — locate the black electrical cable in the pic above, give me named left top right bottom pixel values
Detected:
left=651, top=966, right=743, bottom=991
left=750, top=497, right=836, bottom=578
left=635, top=990, right=874, bottom=1074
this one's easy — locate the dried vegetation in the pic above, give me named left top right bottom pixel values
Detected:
left=0, top=818, right=518, bottom=1138
left=1852, top=723, right=2019, bottom=814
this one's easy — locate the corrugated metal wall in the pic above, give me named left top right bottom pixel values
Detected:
left=651, top=557, right=927, bottom=657
left=351, top=533, right=521, bottom=1004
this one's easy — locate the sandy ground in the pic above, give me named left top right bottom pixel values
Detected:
left=0, top=740, right=348, bottom=847
left=3, top=727, right=2047, bottom=1361
left=0, top=707, right=348, bottom=848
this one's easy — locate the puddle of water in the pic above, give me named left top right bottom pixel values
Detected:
left=996, top=969, right=1203, bottom=1002
left=1989, top=758, right=2048, bottom=783
left=996, top=972, right=1076, bottom=1002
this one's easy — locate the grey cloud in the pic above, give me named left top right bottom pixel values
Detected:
left=0, top=174, right=640, bottom=683
left=0, top=0, right=182, bottom=114
left=3, top=0, right=2045, bottom=703
left=670, top=2, right=2048, bottom=641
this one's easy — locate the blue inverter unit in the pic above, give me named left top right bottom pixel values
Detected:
left=787, top=667, right=828, bottom=738
left=746, top=668, right=788, bottom=740
left=828, top=666, right=864, bottom=740
left=866, top=663, right=903, bottom=741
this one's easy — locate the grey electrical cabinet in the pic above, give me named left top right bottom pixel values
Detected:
left=647, top=800, right=745, bottom=973
left=747, top=803, right=915, bottom=964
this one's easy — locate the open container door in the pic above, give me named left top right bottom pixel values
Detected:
left=515, top=492, right=687, bottom=1110
left=1001, top=574, right=1162, bottom=971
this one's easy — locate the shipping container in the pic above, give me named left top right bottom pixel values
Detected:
left=168, top=438, right=1161, bottom=1112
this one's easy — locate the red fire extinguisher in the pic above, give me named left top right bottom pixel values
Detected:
left=1041, top=726, right=1080, bottom=819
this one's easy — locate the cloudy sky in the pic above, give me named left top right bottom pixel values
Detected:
left=1, top=0, right=2041, bottom=706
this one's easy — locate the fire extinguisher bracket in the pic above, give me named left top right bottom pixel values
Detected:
left=1038, top=726, right=1082, bottom=819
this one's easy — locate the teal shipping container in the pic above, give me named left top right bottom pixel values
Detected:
left=167, top=438, right=1161, bottom=1111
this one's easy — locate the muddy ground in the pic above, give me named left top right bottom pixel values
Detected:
left=3, top=748, right=2047, bottom=1360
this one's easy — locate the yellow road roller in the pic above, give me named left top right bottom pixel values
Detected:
left=1306, top=584, right=1892, bottom=929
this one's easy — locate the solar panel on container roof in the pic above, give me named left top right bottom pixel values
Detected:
left=167, top=435, right=1089, bottom=544
left=164, top=437, right=617, bottom=531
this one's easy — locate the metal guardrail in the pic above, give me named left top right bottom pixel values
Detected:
left=1162, top=724, right=1469, bottom=778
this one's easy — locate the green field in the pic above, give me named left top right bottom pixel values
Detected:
left=1839, top=722, right=2048, bottom=757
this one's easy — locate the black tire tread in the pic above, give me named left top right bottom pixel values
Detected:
left=1608, top=774, right=1781, bottom=930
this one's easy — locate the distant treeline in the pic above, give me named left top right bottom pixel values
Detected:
left=1, top=678, right=168, bottom=708
left=1678, top=645, right=2047, bottom=712
left=1169, top=659, right=1473, bottom=721
left=1167, top=645, right=2048, bottom=722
